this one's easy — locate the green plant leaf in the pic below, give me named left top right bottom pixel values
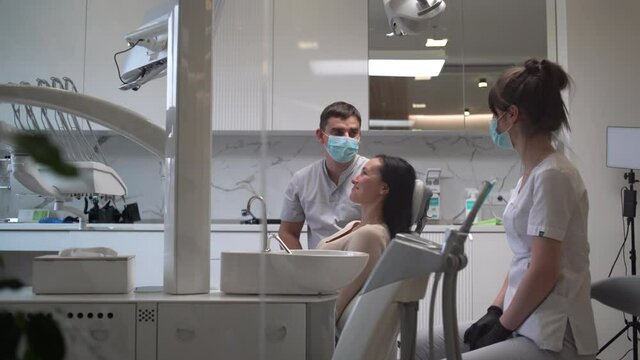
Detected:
left=14, top=133, right=77, bottom=177
left=0, top=311, right=21, bottom=360
left=25, top=313, right=65, bottom=360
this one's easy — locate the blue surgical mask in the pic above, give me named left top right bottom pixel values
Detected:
left=324, top=134, right=359, bottom=163
left=489, top=115, right=513, bottom=150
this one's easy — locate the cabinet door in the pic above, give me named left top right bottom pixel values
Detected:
left=3, top=303, right=136, bottom=360
left=158, top=303, right=306, bottom=359
left=273, top=0, right=369, bottom=130
left=469, top=232, right=511, bottom=319
left=212, top=0, right=272, bottom=130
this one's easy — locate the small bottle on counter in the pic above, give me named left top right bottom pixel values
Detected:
left=465, top=188, right=480, bottom=222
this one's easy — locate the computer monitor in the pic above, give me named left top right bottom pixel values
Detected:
left=607, top=126, right=640, bottom=170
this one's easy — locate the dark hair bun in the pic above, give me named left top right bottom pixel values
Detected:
left=524, top=59, right=542, bottom=75
left=540, top=59, right=569, bottom=90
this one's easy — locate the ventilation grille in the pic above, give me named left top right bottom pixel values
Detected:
left=137, top=308, right=156, bottom=323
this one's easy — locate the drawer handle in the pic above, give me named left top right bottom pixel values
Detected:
left=90, top=329, right=110, bottom=342
left=176, top=328, right=196, bottom=342
left=266, top=325, right=287, bottom=343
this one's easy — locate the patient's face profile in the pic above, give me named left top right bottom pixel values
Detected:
left=350, top=158, right=386, bottom=205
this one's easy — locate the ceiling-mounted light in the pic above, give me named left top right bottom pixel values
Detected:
left=414, top=76, right=431, bottom=81
left=464, top=109, right=470, bottom=116
left=368, top=50, right=446, bottom=77
left=478, top=78, right=488, bottom=88
left=425, top=38, right=448, bottom=47
left=412, top=103, right=426, bottom=109
left=297, top=41, right=319, bottom=50
left=369, top=59, right=444, bottom=77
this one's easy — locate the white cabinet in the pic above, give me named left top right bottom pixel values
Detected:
left=3, top=302, right=137, bottom=360
left=469, top=232, right=511, bottom=319
left=157, top=303, right=306, bottom=359
left=272, top=0, right=369, bottom=130
left=211, top=0, right=271, bottom=131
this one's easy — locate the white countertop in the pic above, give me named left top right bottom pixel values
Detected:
left=0, top=222, right=504, bottom=233
left=0, top=287, right=337, bottom=304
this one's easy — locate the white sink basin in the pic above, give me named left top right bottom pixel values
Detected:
left=220, top=249, right=369, bottom=295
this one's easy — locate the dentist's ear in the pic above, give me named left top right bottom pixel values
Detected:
left=315, top=128, right=326, bottom=144
left=380, top=183, right=390, bottom=196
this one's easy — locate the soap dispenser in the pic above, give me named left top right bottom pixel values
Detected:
left=425, top=168, right=442, bottom=221
left=465, top=188, right=480, bottom=222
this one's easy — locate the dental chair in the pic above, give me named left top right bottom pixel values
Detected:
left=334, top=179, right=494, bottom=360
left=335, top=179, right=431, bottom=360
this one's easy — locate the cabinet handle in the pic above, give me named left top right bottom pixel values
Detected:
left=89, top=329, right=110, bottom=342
left=266, top=325, right=287, bottom=343
left=176, top=328, right=196, bottom=342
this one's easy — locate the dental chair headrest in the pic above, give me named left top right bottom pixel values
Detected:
left=411, top=179, right=432, bottom=233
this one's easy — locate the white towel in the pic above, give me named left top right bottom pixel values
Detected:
left=58, top=247, right=118, bottom=257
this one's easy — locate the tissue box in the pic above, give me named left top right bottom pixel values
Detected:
left=32, top=255, right=135, bottom=294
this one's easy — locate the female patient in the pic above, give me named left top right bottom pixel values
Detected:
left=317, top=154, right=416, bottom=321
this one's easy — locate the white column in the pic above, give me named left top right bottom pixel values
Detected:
left=164, top=1, right=212, bottom=294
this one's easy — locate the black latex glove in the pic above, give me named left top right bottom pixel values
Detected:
left=472, top=320, right=513, bottom=350
left=463, top=305, right=503, bottom=348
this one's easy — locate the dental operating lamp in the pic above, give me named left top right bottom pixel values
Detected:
left=384, top=0, right=446, bottom=36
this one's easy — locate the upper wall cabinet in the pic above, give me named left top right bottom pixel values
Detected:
left=211, top=0, right=271, bottom=131
left=272, top=0, right=369, bottom=131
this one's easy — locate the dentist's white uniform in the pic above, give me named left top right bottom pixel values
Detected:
left=416, top=152, right=598, bottom=360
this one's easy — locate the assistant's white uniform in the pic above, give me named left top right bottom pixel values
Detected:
left=415, top=152, right=598, bottom=360
left=503, top=152, right=597, bottom=354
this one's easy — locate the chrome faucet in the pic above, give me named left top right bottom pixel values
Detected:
left=268, top=233, right=292, bottom=254
left=241, top=194, right=264, bottom=224
left=242, top=195, right=270, bottom=252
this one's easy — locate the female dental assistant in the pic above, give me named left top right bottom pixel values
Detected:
left=415, top=58, right=598, bottom=359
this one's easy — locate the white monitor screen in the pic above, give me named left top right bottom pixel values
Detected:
left=607, top=126, right=640, bottom=170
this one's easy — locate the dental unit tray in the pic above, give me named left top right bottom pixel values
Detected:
left=334, top=179, right=495, bottom=360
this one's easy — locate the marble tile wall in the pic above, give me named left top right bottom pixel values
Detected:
left=2, top=133, right=521, bottom=223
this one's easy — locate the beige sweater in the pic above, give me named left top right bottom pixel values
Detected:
left=317, top=221, right=391, bottom=321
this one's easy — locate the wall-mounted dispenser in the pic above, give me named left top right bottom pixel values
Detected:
left=425, top=168, right=441, bottom=221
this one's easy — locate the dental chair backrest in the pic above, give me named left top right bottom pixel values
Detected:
left=334, top=179, right=432, bottom=360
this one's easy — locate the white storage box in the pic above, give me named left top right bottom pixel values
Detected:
left=32, top=255, right=135, bottom=294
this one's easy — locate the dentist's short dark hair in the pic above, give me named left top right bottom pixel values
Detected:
left=319, top=101, right=362, bottom=131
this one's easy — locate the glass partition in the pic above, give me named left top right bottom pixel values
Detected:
left=368, top=0, right=550, bottom=131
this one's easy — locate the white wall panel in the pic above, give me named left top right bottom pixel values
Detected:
left=273, top=0, right=369, bottom=131
left=84, top=0, right=173, bottom=129
left=0, top=0, right=87, bottom=127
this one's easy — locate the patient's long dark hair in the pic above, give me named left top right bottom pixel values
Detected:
left=376, top=155, right=416, bottom=238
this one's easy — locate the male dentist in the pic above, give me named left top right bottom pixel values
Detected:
left=279, top=101, right=367, bottom=250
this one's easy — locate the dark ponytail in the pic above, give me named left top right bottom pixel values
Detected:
left=488, top=58, right=572, bottom=136
left=375, top=155, right=416, bottom=238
